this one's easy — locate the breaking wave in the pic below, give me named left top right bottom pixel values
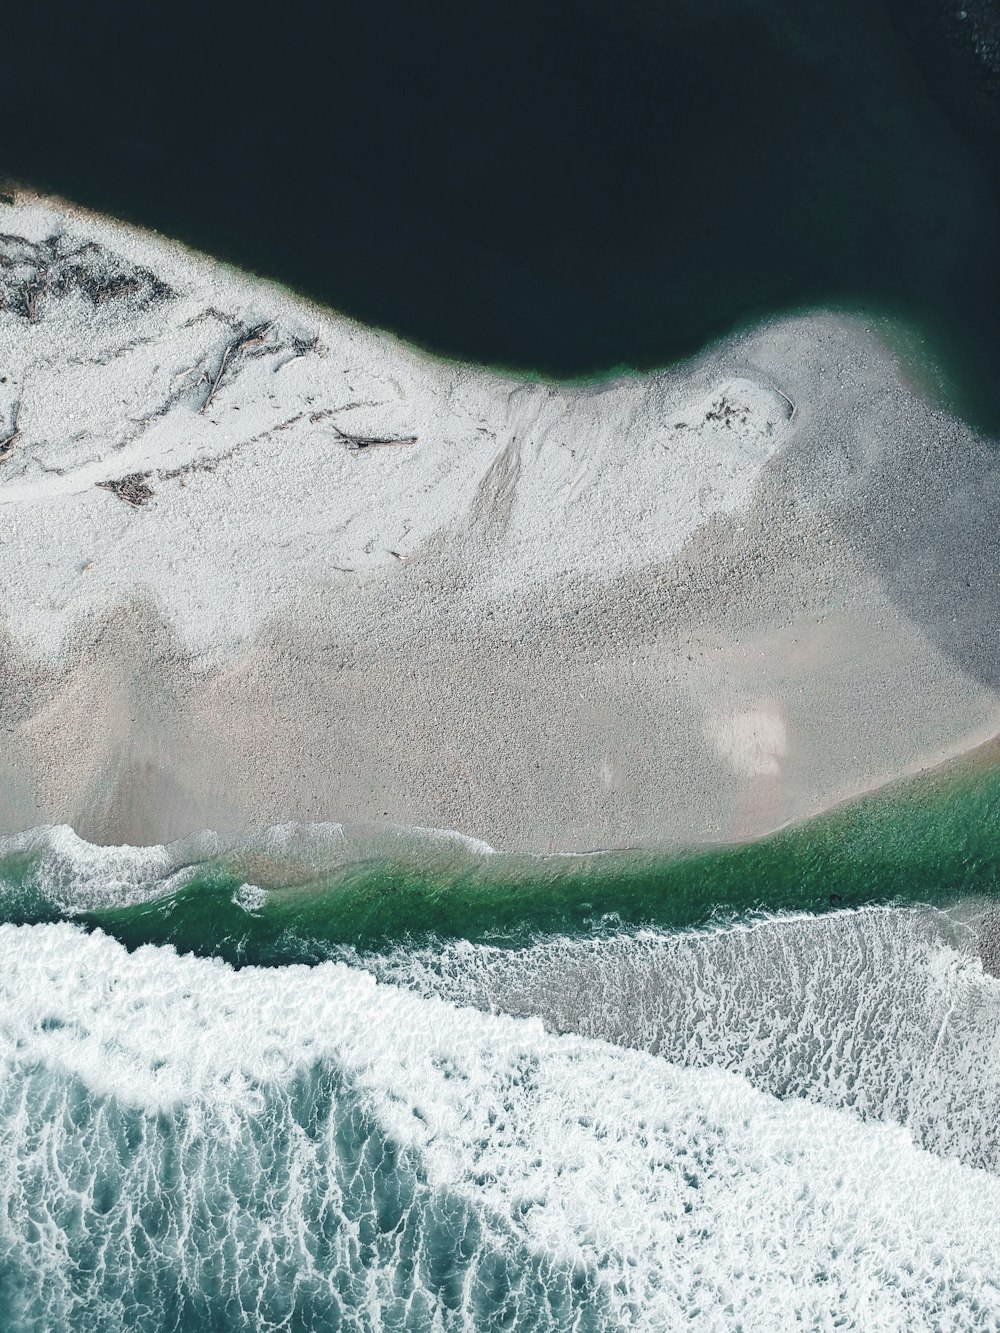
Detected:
left=1, top=923, right=999, bottom=1331
left=1, top=772, right=999, bottom=1328
left=365, top=904, right=1000, bottom=1172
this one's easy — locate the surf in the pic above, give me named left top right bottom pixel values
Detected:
left=1, top=761, right=998, bottom=1326
left=1, top=745, right=998, bottom=960
left=1, top=922, right=999, bottom=1331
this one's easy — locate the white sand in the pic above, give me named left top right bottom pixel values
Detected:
left=2, top=192, right=999, bottom=849
left=0, top=199, right=788, bottom=659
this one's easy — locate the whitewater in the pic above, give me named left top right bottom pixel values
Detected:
left=1, top=898, right=998, bottom=1330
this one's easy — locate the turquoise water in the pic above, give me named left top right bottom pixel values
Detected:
left=2, top=750, right=997, bottom=962
left=0, top=760, right=999, bottom=1329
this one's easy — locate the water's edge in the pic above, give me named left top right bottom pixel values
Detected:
left=3, top=745, right=998, bottom=965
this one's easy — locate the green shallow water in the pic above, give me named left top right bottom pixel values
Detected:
left=3, top=751, right=998, bottom=964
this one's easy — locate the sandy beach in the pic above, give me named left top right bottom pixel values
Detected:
left=2, top=191, right=999, bottom=851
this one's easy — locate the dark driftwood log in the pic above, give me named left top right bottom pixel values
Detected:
left=332, top=425, right=418, bottom=453
left=201, top=321, right=274, bottom=414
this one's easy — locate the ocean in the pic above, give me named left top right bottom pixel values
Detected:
left=0, top=762, right=998, bottom=1328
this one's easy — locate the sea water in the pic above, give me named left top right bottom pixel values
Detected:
left=4, top=0, right=1000, bottom=428
left=0, top=765, right=998, bottom=1329
left=1, top=912, right=999, bottom=1331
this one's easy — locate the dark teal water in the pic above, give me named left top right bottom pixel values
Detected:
left=4, top=1, right=1000, bottom=426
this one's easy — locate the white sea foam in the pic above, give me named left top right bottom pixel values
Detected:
left=0, top=820, right=493, bottom=913
left=0, top=823, right=222, bottom=911
left=365, top=904, right=1000, bottom=1172
left=0, top=922, right=998, bottom=1330
left=6, top=828, right=999, bottom=1174
left=232, top=881, right=267, bottom=912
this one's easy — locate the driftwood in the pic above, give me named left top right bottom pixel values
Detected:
left=775, top=388, right=797, bottom=420
left=704, top=395, right=747, bottom=427
left=96, top=472, right=156, bottom=508
left=332, top=425, right=418, bottom=453
left=200, top=321, right=273, bottom=414
left=0, top=402, right=20, bottom=462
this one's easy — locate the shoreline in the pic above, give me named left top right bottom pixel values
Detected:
left=1, top=182, right=986, bottom=435
left=2, top=193, right=1000, bottom=853
left=3, top=733, right=999, bottom=959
